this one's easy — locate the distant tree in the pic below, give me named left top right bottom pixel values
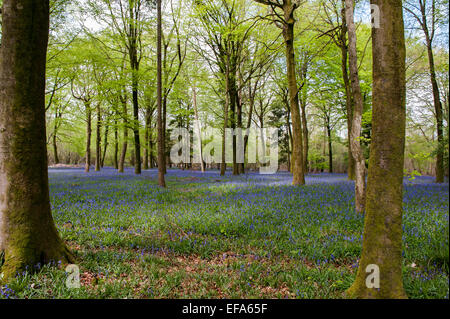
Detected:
left=86, top=0, right=152, bottom=175
left=404, top=0, right=448, bottom=183
left=70, top=57, right=96, bottom=173
left=344, top=0, right=366, bottom=213
left=157, top=0, right=166, bottom=187
left=317, top=0, right=355, bottom=180
left=253, top=0, right=306, bottom=185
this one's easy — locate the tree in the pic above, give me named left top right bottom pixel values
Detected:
left=346, top=0, right=407, bottom=298
left=157, top=0, right=166, bottom=187
left=71, top=58, right=95, bottom=173
left=311, top=88, right=342, bottom=173
left=161, top=0, right=188, bottom=174
left=317, top=0, right=355, bottom=180
left=344, top=0, right=366, bottom=213
left=86, top=0, right=152, bottom=175
left=254, top=0, right=305, bottom=185
left=190, top=75, right=206, bottom=172
left=0, top=0, right=73, bottom=281
left=405, top=0, right=447, bottom=183
left=192, top=0, right=257, bottom=176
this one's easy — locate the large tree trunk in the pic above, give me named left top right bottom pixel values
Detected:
left=345, top=0, right=366, bottom=213
left=283, top=4, right=305, bottom=185
left=0, top=0, right=73, bottom=281
left=95, top=103, right=101, bottom=171
left=346, top=0, right=407, bottom=298
left=85, top=104, right=92, bottom=172
left=157, top=0, right=166, bottom=187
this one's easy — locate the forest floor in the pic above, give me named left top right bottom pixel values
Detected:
left=1, top=168, right=448, bottom=299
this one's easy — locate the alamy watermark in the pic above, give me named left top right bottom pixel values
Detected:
left=371, top=4, right=380, bottom=29
left=65, top=264, right=80, bottom=289
left=170, top=124, right=279, bottom=174
left=365, top=264, right=380, bottom=289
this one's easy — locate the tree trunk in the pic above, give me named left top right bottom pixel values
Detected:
left=149, top=120, right=154, bottom=169
left=143, top=110, right=150, bottom=170
left=114, top=117, right=119, bottom=169
left=192, top=83, right=205, bottom=172
left=345, top=0, right=366, bottom=213
left=162, top=96, right=167, bottom=175
left=230, top=76, right=238, bottom=175
left=286, top=101, right=293, bottom=173
left=346, top=0, right=407, bottom=298
left=243, top=92, right=255, bottom=174
left=286, top=132, right=291, bottom=172
left=132, top=83, right=141, bottom=175
left=118, top=96, right=128, bottom=173
left=130, top=70, right=141, bottom=174
left=0, top=0, right=73, bottom=281
left=101, top=119, right=109, bottom=167
left=95, top=103, right=101, bottom=171
left=128, top=3, right=141, bottom=175
left=340, top=41, right=356, bottom=180
left=52, top=133, right=59, bottom=164
left=236, top=84, right=244, bottom=175
left=283, top=6, right=305, bottom=185
left=53, top=108, right=59, bottom=164
left=420, top=3, right=444, bottom=183
left=85, top=104, right=92, bottom=172
left=326, top=118, right=333, bottom=173
left=220, top=61, right=230, bottom=176
left=299, top=96, right=308, bottom=173
left=157, top=0, right=166, bottom=187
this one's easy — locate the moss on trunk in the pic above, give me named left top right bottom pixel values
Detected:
left=0, top=0, right=73, bottom=282
left=346, top=0, right=407, bottom=298
left=283, top=2, right=305, bottom=185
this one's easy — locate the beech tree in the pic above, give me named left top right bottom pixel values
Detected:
left=71, top=62, right=96, bottom=173
left=404, top=0, right=447, bottom=183
left=346, top=0, right=407, bottom=298
left=0, top=0, right=73, bottom=281
left=318, top=0, right=355, bottom=180
left=157, top=0, right=166, bottom=187
left=254, top=0, right=305, bottom=185
left=344, top=0, right=366, bottom=213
